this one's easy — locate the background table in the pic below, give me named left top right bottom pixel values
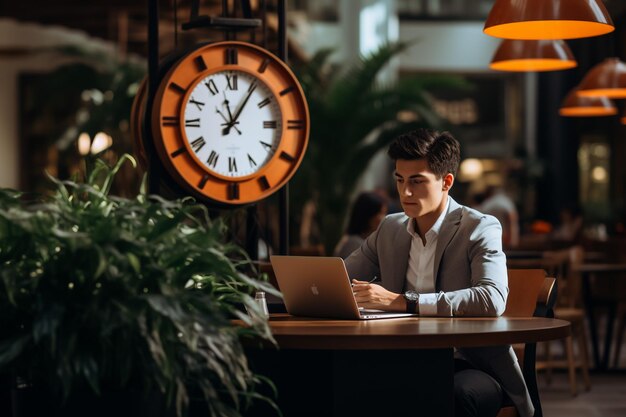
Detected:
left=245, top=315, right=570, bottom=417
left=574, top=263, right=626, bottom=370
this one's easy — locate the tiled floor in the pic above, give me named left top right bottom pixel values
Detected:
left=540, top=372, right=626, bottom=417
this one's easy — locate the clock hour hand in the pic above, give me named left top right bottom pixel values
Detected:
left=222, top=91, right=235, bottom=122
left=223, top=82, right=257, bottom=135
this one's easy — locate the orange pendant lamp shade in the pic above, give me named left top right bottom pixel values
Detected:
left=577, top=58, right=626, bottom=98
left=559, top=87, right=616, bottom=117
left=484, top=0, right=614, bottom=40
left=490, top=39, right=577, bottom=72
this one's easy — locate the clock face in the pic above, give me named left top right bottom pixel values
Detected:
left=182, top=69, right=282, bottom=178
left=150, top=41, right=309, bottom=206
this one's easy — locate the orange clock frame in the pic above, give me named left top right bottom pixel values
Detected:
left=150, top=41, right=310, bottom=205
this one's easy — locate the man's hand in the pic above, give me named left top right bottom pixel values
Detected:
left=351, top=279, right=405, bottom=311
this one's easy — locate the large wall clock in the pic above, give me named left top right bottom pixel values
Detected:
left=150, top=40, right=309, bottom=206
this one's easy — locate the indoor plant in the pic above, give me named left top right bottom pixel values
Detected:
left=0, top=156, right=277, bottom=417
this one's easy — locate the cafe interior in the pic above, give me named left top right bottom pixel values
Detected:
left=2, top=1, right=626, bottom=416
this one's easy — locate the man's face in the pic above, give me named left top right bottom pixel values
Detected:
left=394, top=159, right=452, bottom=219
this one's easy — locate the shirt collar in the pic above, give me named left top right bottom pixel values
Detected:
left=406, top=197, right=450, bottom=239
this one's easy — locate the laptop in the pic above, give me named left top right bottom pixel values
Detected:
left=270, top=255, right=417, bottom=320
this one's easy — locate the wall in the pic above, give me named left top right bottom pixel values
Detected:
left=0, top=55, right=79, bottom=188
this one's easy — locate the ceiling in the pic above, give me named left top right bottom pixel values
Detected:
left=2, top=1, right=626, bottom=59
left=0, top=1, right=257, bottom=57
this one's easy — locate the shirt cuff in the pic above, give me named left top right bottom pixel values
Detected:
left=418, top=293, right=437, bottom=316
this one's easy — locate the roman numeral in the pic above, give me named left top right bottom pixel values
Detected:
left=189, top=97, right=205, bottom=111
left=258, top=58, right=270, bottom=73
left=190, top=136, right=206, bottom=153
left=194, top=56, right=207, bottom=72
left=257, top=97, right=271, bottom=108
left=169, top=83, right=186, bottom=94
left=260, top=141, right=273, bottom=152
left=227, top=183, right=240, bottom=200
left=205, top=79, right=218, bottom=95
left=226, top=73, right=238, bottom=90
left=279, top=86, right=295, bottom=96
left=258, top=176, right=270, bottom=191
left=162, top=116, right=179, bottom=126
left=228, top=157, right=238, bottom=173
left=185, top=118, right=201, bottom=128
left=280, top=151, right=295, bottom=163
left=287, top=120, right=305, bottom=130
left=170, top=147, right=187, bottom=158
left=247, top=154, right=257, bottom=168
left=198, top=174, right=210, bottom=189
left=225, top=47, right=238, bottom=65
left=206, top=150, right=219, bottom=168
left=263, top=121, right=277, bottom=129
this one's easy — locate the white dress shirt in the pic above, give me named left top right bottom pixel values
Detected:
left=405, top=197, right=449, bottom=315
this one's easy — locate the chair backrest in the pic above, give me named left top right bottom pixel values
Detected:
left=504, top=269, right=553, bottom=317
left=502, top=269, right=558, bottom=417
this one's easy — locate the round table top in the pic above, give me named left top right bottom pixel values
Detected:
left=263, top=314, right=571, bottom=350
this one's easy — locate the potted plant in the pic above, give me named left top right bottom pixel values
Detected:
left=0, top=156, right=278, bottom=417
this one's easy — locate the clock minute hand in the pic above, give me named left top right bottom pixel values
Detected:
left=223, top=82, right=257, bottom=135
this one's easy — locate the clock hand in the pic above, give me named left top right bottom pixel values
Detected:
left=220, top=121, right=241, bottom=134
left=223, top=91, right=235, bottom=122
left=216, top=107, right=242, bottom=135
left=223, top=82, right=257, bottom=135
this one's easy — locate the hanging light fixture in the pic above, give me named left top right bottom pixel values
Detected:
left=490, top=39, right=577, bottom=72
left=577, top=58, right=626, bottom=98
left=484, top=0, right=614, bottom=40
left=559, top=87, right=617, bottom=117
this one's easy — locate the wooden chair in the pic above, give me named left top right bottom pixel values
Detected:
left=538, top=247, right=591, bottom=395
left=496, top=269, right=557, bottom=417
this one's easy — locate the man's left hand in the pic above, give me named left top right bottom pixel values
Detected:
left=351, top=279, right=404, bottom=311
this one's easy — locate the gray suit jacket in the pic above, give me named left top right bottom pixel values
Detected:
left=344, top=197, right=534, bottom=417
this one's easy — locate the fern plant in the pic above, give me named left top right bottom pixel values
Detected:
left=0, top=156, right=277, bottom=416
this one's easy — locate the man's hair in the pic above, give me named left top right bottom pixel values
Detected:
left=387, top=128, right=460, bottom=178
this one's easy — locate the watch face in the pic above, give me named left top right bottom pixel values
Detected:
left=182, top=69, right=281, bottom=178
left=150, top=41, right=309, bottom=206
left=404, top=291, right=419, bottom=302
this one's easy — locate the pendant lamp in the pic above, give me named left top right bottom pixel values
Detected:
left=484, top=0, right=614, bottom=40
left=559, top=87, right=617, bottom=117
left=577, top=58, right=626, bottom=98
left=490, top=39, right=577, bottom=72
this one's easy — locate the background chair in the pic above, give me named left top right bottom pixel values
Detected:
left=497, top=269, right=557, bottom=417
left=539, top=246, right=591, bottom=395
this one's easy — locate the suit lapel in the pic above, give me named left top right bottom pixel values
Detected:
left=392, top=216, right=412, bottom=293
left=434, top=198, right=463, bottom=287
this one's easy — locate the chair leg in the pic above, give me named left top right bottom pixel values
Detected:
left=544, top=341, right=553, bottom=386
left=565, top=335, right=578, bottom=396
left=577, top=321, right=591, bottom=391
left=613, top=310, right=625, bottom=369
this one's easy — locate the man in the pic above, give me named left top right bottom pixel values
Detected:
left=345, top=129, right=533, bottom=417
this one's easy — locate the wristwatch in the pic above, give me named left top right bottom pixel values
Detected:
left=403, top=290, right=419, bottom=314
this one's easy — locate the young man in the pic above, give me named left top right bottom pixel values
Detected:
left=344, top=129, right=533, bottom=417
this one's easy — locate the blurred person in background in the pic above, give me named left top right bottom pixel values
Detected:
left=474, top=174, right=519, bottom=249
left=334, top=191, right=388, bottom=259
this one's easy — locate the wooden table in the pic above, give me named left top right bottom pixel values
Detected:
left=245, top=315, right=570, bottom=417
left=574, top=263, right=626, bottom=370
